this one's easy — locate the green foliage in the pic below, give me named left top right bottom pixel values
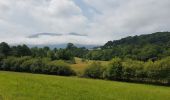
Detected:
left=11, top=56, right=32, bottom=71
left=145, top=57, right=170, bottom=80
left=57, top=49, right=73, bottom=60
left=66, top=43, right=89, bottom=58
left=0, top=57, right=75, bottom=76
left=20, top=59, right=34, bottom=72
left=0, top=42, right=11, bottom=57
left=156, top=58, right=170, bottom=80
left=1, top=57, right=14, bottom=70
left=103, top=57, right=170, bottom=84
left=90, top=32, right=170, bottom=61
left=104, top=58, right=123, bottom=80
left=82, top=57, right=170, bottom=85
left=83, top=62, right=105, bottom=79
left=30, top=58, right=44, bottom=73
left=86, top=50, right=103, bottom=60
left=122, top=59, right=145, bottom=79
left=48, top=60, right=75, bottom=76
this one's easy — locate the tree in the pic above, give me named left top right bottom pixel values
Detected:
left=66, top=43, right=76, bottom=50
left=11, top=45, right=32, bottom=57
left=47, top=51, right=56, bottom=60
left=21, top=45, right=32, bottom=56
left=57, top=49, right=73, bottom=60
left=0, top=42, right=11, bottom=58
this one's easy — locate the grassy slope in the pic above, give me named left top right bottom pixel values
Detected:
left=0, top=71, right=169, bottom=100
left=71, top=57, right=109, bottom=74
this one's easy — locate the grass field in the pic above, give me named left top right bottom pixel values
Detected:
left=0, top=71, right=169, bottom=100
left=71, top=57, right=109, bottom=74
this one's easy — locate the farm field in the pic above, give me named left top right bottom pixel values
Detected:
left=0, top=71, right=169, bottom=100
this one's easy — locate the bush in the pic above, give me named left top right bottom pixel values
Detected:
left=145, top=60, right=157, bottom=79
left=104, top=58, right=123, bottom=80
left=20, top=59, right=34, bottom=72
left=1, top=56, right=31, bottom=71
left=122, top=59, right=146, bottom=80
left=48, top=60, right=75, bottom=76
left=145, top=57, right=170, bottom=81
left=155, top=57, right=170, bottom=80
left=30, top=58, right=45, bottom=73
left=122, top=60, right=136, bottom=80
left=11, top=56, right=31, bottom=71
left=0, top=57, right=75, bottom=76
left=1, top=57, right=14, bottom=70
left=83, top=62, right=105, bottom=79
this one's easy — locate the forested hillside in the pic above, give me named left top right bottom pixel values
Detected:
left=87, top=32, right=170, bottom=61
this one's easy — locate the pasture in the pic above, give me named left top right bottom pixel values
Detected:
left=0, top=71, right=169, bottom=100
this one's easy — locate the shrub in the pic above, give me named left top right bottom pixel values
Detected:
left=1, top=57, right=14, bottom=70
left=122, top=59, right=146, bottom=80
left=48, top=60, right=75, bottom=76
left=155, top=57, right=170, bottom=80
left=147, top=57, right=170, bottom=82
left=104, top=58, right=123, bottom=80
left=30, top=58, right=44, bottom=73
left=1, top=56, right=31, bottom=71
left=83, top=62, right=105, bottom=79
left=145, top=60, right=156, bottom=79
left=144, top=57, right=170, bottom=84
left=122, top=60, right=136, bottom=80
left=11, top=56, right=31, bottom=71
left=20, top=59, right=34, bottom=72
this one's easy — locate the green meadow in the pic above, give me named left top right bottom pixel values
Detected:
left=0, top=71, right=169, bottom=100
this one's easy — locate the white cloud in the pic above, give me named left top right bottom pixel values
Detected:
left=83, top=0, right=170, bottom=39
left=0, top=0, right=170, bottom=45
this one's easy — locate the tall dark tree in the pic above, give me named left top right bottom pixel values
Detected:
left=66, top=43, right=76, bottom=50
left=0, top=42, right=11, bottom=58
left=13, top=45, right=32, bottom=57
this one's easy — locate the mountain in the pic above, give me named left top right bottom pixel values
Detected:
left=102, top=32, right=170, bottom=49
left=87, top=32, right=170, bottom=61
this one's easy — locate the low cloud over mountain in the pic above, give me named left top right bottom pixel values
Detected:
left=28, top=32, right=88, bottom=38
left=28, top=33, right=63, bottom=38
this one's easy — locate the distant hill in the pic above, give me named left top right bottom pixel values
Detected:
left=102, top=32, right=170, bottom=49
left=87, top=32, right=170, bottom=61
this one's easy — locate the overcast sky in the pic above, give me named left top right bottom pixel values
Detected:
left=0, top=0, right=170, bottom=45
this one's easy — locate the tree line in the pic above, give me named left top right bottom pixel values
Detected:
left=0, top=42, right=88, bottom=62
left=83, top=57, right=170, bottom=85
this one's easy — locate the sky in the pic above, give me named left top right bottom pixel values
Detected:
left=0, top=0, right=170, bottom=45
